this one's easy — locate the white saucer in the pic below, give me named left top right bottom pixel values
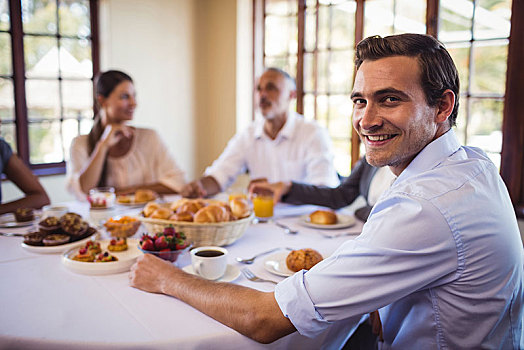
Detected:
left=299, top=213, right=356, bottom=229
left=182, top=264, right=240, bottom=282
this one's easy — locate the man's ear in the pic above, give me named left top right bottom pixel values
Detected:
left=435, top=89, right=455, bottom=124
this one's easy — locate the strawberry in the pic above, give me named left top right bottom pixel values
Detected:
left=175, top=242, right=188, bottom=250
left=158, top=248, right=171, bottom=259
left=154, top=235, right=169, bottom=250
left=140, top=238, right=154, bottom=251
left=163, top=226, right=176, bottom=236
left=110, top=239, right=117, bottom=245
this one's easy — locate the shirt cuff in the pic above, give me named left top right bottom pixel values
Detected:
left=275, top=271, right=332, bottom=338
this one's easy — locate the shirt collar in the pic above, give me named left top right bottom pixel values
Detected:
left=254, top=111, right=298, bottom=140
left=397, top=128, right=461, bottom=183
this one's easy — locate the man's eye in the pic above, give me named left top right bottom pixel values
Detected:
left=384, top=96, right=399, bottom=103
left=353, top=98, right=366, bottom=105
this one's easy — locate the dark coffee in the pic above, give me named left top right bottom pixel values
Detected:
left=195, top=250, right=224, bottom=258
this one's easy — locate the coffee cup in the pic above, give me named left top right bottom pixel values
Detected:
left=190, top=246, right=228, bottom=280
left=42, top=205, right=69, bottom=218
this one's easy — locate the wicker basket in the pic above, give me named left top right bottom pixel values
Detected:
left=137, top=213, right=254, bottom=247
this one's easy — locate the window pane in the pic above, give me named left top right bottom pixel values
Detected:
left=303, top=52, right=315, bottom=92
left=0, top=33, right=12, bottom=75
left=467, top=98, right=503, bottom=153
left=317, top=5, right=330, bottom=50
left=79, top=117, right=93, bottom=134
left=264, top=56, right=288, bottom=71
left=317, top=51, right=329, bottom=93
left=266, top=0, right=297, bottom=16
left=60, top=38, right=92, bottom=78
left=438, top=0, right=474, bottom=42
left=29, top=120, right=63, bottom=163
left=445, top=42, right=470, bottom=92
left=316, top=94, right=328, bottom=128
left=471, top=40, right=508, bottom=95
left=363, top=0, right=394, bottom=37
left=1, top=122, right=17, bottom=153
left=59, top=0, right=91, bottom=37
left=333, top=138, right=351, bottom=177
left=331, top=1, right=355, bottom=49
left=62, top=79, right=92, bottom=118
left=304, top=8, right=316, bottom=52
left=24, top=36, right=59, bottom=78
left=62, top=117, right=78, bottom=161
left=303, top=93, right=315, bottom=121
left=327, top=95, right=351, bottom=139
left=0, top=77, right=14, bottom=121
left=265, top=15, right=297, bottom=56
left=454, top=97, right=468, bottom=144
left=328, top=50, right=353, bottom=93
left=0, top=0, right=9, bottom=31
left=474, top=0, right=511, bottom=40
left=22, top=0, right=58, bottom=35
left=26, top=79, right=60, bottom=120
left=393, top=0, right=426, bottom=34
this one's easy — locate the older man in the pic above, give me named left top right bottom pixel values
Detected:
left=131, top=34, right=523, bottom=349
left=180, top=67, right=339, bottom=198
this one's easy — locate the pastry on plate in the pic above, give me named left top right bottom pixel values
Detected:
left=23, top=232, right=46, bottom=246
left=286, top=248, right=323, bottom=272
left=14, top=208, right=34, bottom=222
left=107, top=238, right=128, bottom=252
left=38, top=216, right=61, bottom=233
left=42, top=233, right=71, bottom=246
left=309, top=210, right=338, bottom=225
left=134, top=189, right=157, bottom=203
left=72, top=247, right=96, bottom=262
left=94, top=252, right=118, bottom=262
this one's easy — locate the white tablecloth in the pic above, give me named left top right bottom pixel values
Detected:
left=0, top=197, right=363, bottom=349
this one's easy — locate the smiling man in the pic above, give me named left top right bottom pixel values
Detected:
left=130, top=34, right=523, bottom=349
left=180, top=67, right=339, bottom=198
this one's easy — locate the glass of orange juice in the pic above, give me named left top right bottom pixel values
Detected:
left=252, top=192, right=274, bottom=223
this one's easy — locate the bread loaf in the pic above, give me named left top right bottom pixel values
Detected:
left=309, top=210, right=337, bottom=225
left=176, top=201, right=205, bottom=215
left=193, top=204, right=228, bottom=223
left=135, top=189, right=157, bottom=203
left=229, top=197, right=250, bottom=219
left=150, top=207, right=171, bottom=220
left=169, top=211, right=193, bottom=222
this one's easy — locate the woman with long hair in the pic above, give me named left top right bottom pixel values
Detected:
left=66, top=70, right=186, bottom=200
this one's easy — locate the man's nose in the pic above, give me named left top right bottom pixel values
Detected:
left=357, top=103, right=381, bottom=131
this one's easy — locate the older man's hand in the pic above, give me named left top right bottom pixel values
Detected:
left=180, top=180, right=207, bottom=198
left=129, top=253, right=178, bottom=294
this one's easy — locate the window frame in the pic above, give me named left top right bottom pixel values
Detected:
left=5, top=0, right=100, bottom=176
left=253, top=0, right=524, bottom=217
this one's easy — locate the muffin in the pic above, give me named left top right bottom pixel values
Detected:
left=286, top=248, right=323, bottom=272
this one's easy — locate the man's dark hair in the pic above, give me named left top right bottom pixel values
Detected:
left=355, top=34, right=460, bottom=126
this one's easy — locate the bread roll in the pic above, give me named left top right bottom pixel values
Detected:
left=135, top=189, right=157, bottom=203
left=150, top=207, right=172, bottom=220
left=176, top=201, right=204, bottom=215
left=193, top=204, right=228, bottom=223
left=143, top=202, right=160, bottom=217
left=286, top=249, right=323, bottom=272
left=309, top=210, right=337, bottom=225
left=229, top=197, right=250, bottom=219
left=169, top=211, right=193, bottom=222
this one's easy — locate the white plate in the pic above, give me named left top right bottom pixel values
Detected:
left=263, top=251, right=295, bottom=277
left=21, top=232, right=98, bottom=254
left=61, top=238, right=142, bottom=275
left=182, top=264, right=240, bottom=283
left=0, top=212, right=40, bottom=228
left=299, top=213, right=356, bottom=230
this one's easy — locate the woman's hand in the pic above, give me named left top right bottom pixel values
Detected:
left=100, top=124, right=133, bottom=149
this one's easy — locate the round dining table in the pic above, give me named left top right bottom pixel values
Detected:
left=0, top=195, right=364, bottom=349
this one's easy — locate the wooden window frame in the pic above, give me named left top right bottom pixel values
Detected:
left=5, top=0, right=100, bottom=176
left=253, top=0, right=524, bottom=217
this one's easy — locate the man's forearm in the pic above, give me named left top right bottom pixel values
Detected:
left=161, top=269, right=296, bottom=343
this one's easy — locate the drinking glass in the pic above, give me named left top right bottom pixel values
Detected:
left=252, top=192, right=274, bottom=223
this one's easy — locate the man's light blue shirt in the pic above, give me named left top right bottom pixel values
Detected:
left=275, top=129, right=523, bottom=349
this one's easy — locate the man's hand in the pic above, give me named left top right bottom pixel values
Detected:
left=129, top=254, right=178, bottom=294
left=248, top=180, right=291, bottom=204
left=180, top=180, right=207, bottom=198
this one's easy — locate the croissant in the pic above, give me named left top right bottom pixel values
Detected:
left=143, top=202, right=160, bottom=217
left=176, top=201, right=205, bottom=215
left=150, top=207, right=172, bottom=220
left=229, top=197, right=250, bottom=219
left=193, top=204, right=228, bottom=223
left=169, top=211, right=193, bottom=222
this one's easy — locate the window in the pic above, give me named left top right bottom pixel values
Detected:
left=254, top=0, right=514, bottom=173
left=0, top=0, right=99, bottom=175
